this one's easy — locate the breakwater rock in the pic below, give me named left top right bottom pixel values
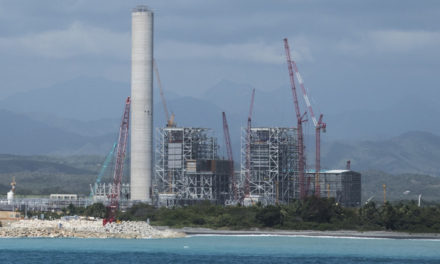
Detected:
left=0, top=219, right=186, bottom=239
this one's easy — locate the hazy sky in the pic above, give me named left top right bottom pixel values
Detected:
left=0, top=0, right=439, bottom=114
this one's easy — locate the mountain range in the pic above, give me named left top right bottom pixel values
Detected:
left=1, top=76, right=440, bottom=177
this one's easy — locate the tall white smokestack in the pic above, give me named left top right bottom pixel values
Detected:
left=131, top=6, right=153, bottom=202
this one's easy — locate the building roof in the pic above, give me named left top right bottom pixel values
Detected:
left=306, top=169, right=351, bottom=174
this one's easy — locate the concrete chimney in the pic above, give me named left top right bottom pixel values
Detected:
left=130, top=5, right=153, bottom=202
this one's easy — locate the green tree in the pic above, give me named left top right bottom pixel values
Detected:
left=84, top=203, right=107, bottom=218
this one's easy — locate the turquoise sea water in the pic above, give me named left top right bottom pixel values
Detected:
left=0, top=235, right=439, bottom=263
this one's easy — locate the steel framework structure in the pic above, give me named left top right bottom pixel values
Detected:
left=154, top=127, right=229, bottom=206
left=241, top=127, right=299, bottom=205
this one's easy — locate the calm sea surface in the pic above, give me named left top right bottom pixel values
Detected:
left=0, top=235, right=439, bottom=264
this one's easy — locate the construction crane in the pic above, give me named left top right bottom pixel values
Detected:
left=104, top=97, right=131, bottom=225
left=153, top=59, right=175, bottom=127
left=222, top=112, right=237, bottom=201
left=245, top=88, right=256, bottom=197
left=288, top=55, right=327, bottom=198
left=284, top=38, right=307, bottom=199
left=90, top=142, right=117, bottom=198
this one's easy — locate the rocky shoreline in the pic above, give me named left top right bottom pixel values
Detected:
left=0, top=219, right=186, bottom=239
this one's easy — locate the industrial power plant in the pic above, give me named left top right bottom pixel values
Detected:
left=0, top=5, right=361, bottom=216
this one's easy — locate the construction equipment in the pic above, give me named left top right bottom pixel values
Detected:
left=104, top=97, right=131, bottom=225
left=222, top=112, right=238, bottom=201
left=365, top=196, right=375, bottom=204
left=153, top=59, right=175, bottom=127
left=90, top=142, right=117, bottom=198
left=288, top=53, right=327, bottom=198
left=284, top=38, right=307, bottom=199
left=244, top=89, right=256, bottom=197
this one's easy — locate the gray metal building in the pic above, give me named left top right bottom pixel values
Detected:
left=307, top=170, right=362, bottom=207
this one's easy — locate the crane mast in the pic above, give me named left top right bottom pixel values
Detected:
left=289, top=58, right=327, bottom=197
left=245, top=88, right=256, bottom=197
left=104, top=97, right=131, bottom=225
left=222, top=112, right=237, bottom=201
left=284, top=38, right=307, bottom=199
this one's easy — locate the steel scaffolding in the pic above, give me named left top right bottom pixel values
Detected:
left=154, top=127, right=230, bottom=206
left=241, top=127, right=299, bottom=205
left=91, top=183, right=130, bottom=203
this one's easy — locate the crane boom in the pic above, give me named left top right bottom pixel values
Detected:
left=245, top=88, right=256, bottom=197
left=104, top=97, right=131, bottom=225
left=292, top=65, right=317, bottom=126
left=222, top=112, right=237, bottom=200
left=289, top=57, right=327, bottom=198
left=153, top=59, right=174, bottom=126
left=284, top=38, right=307, bottom=199
left=90, top=142, right=117, bottom=197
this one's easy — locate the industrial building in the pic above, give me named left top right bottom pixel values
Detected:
left=154, top=127, right=231, bottom=207
left=130, top=5, right=154, bottom=202
left=307, top=170, right=362, bottom=207
left=241, top=127, right=299, bottom=205
left=0, top=10, right=365, bottom=212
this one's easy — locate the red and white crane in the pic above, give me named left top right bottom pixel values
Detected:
left=245, top=88, right=256, bottom=197
left=284, top=38, right=307, bottom=199
left=153, top=59, right=175, bottom=127
left=104, top=97, right=131, bottom=225
left=289, top=44, right=327, bottom=198
left=222, top=112, right=238, bottom=201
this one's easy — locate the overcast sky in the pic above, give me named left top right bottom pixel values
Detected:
left=0, top=0, right=439, bottom=114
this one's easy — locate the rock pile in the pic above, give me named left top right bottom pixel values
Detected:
left=0, top=219, right=185, bottom=239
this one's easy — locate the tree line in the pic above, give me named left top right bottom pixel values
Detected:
left=23, top=197, right=440, bottom=233
left=117, top=197, right=440, bottom=233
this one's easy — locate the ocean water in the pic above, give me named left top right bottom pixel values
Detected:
left=0, top=235, right=439, bottom=264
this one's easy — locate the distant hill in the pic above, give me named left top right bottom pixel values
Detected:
left=322, top=131, right=440, bottom=176
left=1, top=77, right=440, bottom=177
left=0, top=109, right=115, bottom=155
left=361, top=170, right=440, bottom=202
left=0, top=77, right=130, bottom=121
left=0, top=154, right=438, bottom=202
left=0, top=155, right=102, bottom=195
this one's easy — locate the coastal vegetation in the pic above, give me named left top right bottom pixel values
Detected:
left=116, top=198, right=440, bottom=233
left=22, top=197, right=440, bottom=233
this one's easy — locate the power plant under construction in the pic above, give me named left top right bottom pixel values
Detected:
left=1, top=5, right=361, bottom=213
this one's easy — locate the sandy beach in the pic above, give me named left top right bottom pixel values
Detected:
left=162, top=227, right=440, bottom=240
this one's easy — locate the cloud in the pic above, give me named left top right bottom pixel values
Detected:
left=156, top=37, right=313, bottom=64
left=337, top=30, right=440, bottom=57
left=0, top=22, right=129, bottom=59
left=369, top=30, right=440, bottom=52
